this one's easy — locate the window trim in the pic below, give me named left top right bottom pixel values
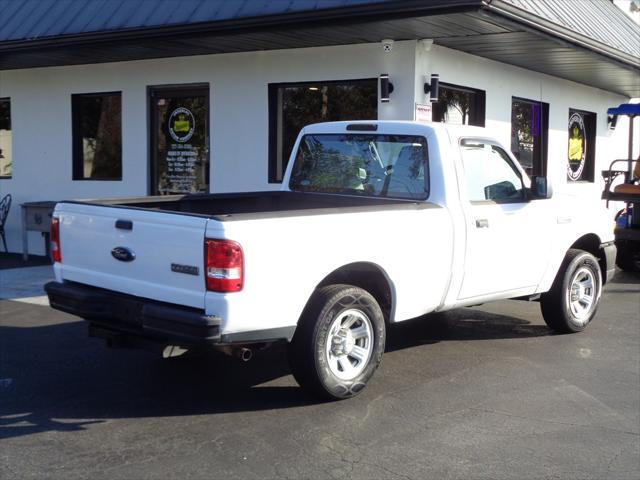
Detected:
left=0, top=97, right=12, bottom=180
left=432, top=82, right=486, bottom=127
left=510, top=96, right=549, bottom=178
left=71, top=91, right=123, bottom=181
left=289, top=133, right=430, bottom=201
left=459, top=137, right=527, bottom=205
left=268, top=78, right=378, bottom=184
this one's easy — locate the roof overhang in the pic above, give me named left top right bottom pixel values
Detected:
left=0, top=0, right=638, bottom=97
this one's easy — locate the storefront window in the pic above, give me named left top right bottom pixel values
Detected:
left=510, top=97, right=549, bottom=178
left=0, top=98, right=11, bottom=178
left=269, top=79, right=378, bottom=183
left=567, top=109, right=596, bottom=182
left=149, top=86, right=209, bottom=195
left=72, top=92, right=122, bottom=180
left=432, top=83, right=485, bottom=127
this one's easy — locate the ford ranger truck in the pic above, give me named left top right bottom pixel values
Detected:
left=45, top=121, right=616, bottom=400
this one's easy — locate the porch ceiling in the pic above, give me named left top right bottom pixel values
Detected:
left=0, top=3, right=638, bottom=97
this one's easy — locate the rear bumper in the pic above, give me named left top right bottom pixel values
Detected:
left=45, top=281, right=221, bottom=346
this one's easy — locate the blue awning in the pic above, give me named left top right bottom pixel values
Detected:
left=608, top=103, right=640, bottom=116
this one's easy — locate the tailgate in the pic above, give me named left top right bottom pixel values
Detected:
left=56, top=202, right=210, bottom=309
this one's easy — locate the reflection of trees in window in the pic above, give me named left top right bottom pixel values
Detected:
left=510, top=98, right=548, bottom=177
left=0, top=99, right=11, bottom=177
left=72, top=93, right=122, bottom=180
left=270, top=79, right=377, bottom=182
left=438, top=89, right=471, bottom=124
left=432, top=84, right=485, bottom=127
left=511, top=100, right=534, bottom=172
left=293, top=136, right=366, bottom=192
left=290, top=134, right=427, bottom=199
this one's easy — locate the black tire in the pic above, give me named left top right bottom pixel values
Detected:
left=540, top=249, right=602, bottom=334
left=615, top=240, right=640, bottom=272
left=288, top=284, right=386, bottom=400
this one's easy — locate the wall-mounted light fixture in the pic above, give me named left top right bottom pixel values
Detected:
left=379, top=74, right=394, bottom=103
left=608, top=113, right=618, bottom=130
left=423, top=73, right=439, bottom=102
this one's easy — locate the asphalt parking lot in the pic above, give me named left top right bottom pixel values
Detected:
left=1, top=269, right=638, bottom=479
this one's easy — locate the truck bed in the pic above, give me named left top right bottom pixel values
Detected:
left=74, top=191, right=427, bottom=221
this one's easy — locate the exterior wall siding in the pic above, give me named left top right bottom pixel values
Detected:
left=0, top=40, right=632, bottom=254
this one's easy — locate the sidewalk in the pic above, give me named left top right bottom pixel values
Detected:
left=0, top=265, right=54, bottom=305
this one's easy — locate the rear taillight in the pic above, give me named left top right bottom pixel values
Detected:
left=50, top=217, right=61, bottom=263
left=205, top=239, right=243, bottom=292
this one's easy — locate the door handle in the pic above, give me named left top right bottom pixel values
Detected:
left=475, top=219, right=489, bottom=228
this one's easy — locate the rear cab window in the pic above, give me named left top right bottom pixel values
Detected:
left=289, top=134, right=429, bottom=200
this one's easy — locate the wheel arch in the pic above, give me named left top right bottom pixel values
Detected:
left=569, top=233, right=609, bottom=284
left=313, top=262, right=396, bottom=324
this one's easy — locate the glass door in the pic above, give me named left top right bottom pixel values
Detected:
left=149, top=85, right=209, bottom=195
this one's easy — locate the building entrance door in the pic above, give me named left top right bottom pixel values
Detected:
left=149, top=85, right=209, bottom=195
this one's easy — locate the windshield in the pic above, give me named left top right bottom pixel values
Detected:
left=289, top=134, right=429, bottom=200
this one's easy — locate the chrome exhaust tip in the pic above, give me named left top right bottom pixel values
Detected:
left=237, top=347, right=253, bottom=362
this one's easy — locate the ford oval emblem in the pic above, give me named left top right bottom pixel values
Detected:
left=111, top=246, right=136, bottom=262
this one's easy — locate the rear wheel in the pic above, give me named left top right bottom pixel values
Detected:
left=540, top=249, right=601, bottom=333
left=288, top=284, right=385, bottom=400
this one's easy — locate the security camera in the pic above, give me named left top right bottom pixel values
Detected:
left=381, top=39, right=394, bottom=53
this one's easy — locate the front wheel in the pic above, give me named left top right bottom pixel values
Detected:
left=288, top=284, right=386, bottom=400
left=540, top=249, right=602, bottom=334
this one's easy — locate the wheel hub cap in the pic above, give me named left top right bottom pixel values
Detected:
left=568, top=266, right=596, bottom=324
left=325, top=309, right=373, bottom=381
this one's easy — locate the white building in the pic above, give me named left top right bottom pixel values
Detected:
left=0, top=0, right=639, bottom=255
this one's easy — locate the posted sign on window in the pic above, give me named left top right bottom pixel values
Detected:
left=150, top=88, right=209, bottom=195
left=567, top=110, right=595, bottom=182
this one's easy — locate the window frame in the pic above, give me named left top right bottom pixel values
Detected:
left=432, top=82, right=486, bottom=127
left=0, top=97, right=12, bottom=180
left=459, top=137, right=528, bottom=205
left=268, top=78, right=378, bottom=184
left=288, top=133, right=430, bottom=201
left=71, top=91, right=123, bottom=181
left=510, top=96, right=549, bottom=178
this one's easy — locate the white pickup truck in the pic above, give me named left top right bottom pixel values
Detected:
left=46, top=121, right=616, bottom=400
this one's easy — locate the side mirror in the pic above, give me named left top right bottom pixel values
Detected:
left=531, top=176, right=552, bottom=199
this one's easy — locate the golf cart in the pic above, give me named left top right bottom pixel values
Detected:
left=602, top=102, right=640, bottom=272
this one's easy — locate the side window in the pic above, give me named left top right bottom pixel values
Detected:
left=460, top=141, right=525, bottom=202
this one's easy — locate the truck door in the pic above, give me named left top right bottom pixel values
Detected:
left=457, top=140, right=552, bottom=300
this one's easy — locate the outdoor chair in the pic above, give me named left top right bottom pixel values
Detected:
left=0, top=193, right=11, bottom=252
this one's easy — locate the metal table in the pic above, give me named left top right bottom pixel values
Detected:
left=21, top=201, right=57, bottom=260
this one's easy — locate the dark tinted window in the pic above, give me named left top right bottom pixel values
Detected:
left=269, top=79, right=377, bottom=183
left=511, top=97, right=549, bottom=178
left=432, top=83, right=485, bottom=127
left=567, top=109, right=596, bottom=182
left=0, top=98, right=11, bottom=178
left=72, top=92, right=122, bottom=180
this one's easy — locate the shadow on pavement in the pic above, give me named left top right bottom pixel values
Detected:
left=386, top=307, right=550, bottom=352
left=0, top=302, right=551, bottom=440
left=607, top=270, right=640, bottom=285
